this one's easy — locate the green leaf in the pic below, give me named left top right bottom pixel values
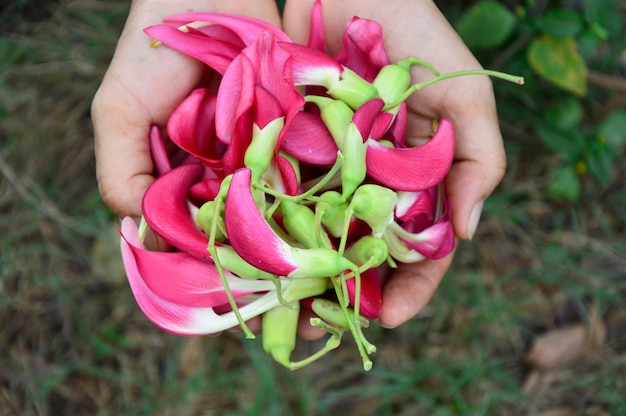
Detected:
left=545, top=97, right=582, bottom=131
left=535, top=8, right=585, bottom=38
left=597, top=110, right=626, bottom=147
left=585, top=139, right=614, bottom=185
left=457, top=1, right=517, bottom=49
left=535, top=123, right=585, bottom=161
left=548, top=166, right=580, bottom=201
left=527, top=35, right=588, bottom=96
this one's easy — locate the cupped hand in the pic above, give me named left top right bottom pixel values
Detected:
left=92, top=0, right=281, bottom=219
left=284, top=0, right=506, bottom=329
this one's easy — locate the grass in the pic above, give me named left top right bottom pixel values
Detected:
left=1, top=0, right=625, bottom=415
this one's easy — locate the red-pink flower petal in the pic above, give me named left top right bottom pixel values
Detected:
left=142, top=163, right=210, bottom=260
left=307, top=0, right=325, bottom=52
left=280, top=112, right=338, bottom=166
left=335, top=17, right=389, bottom=82
left=121, top=225, right=272, bottom=308
left=352, top=98, right=385, bottom=140
left=384, top=103, right=408, bottom=145
left=346, top=268, right=382, bottom=319
left=144, top=25, right=242, bottom=74
left=395, top=189, right=435, bottom=222
left=277, top=42, right=344, bottom=87
left=215, top=53, right=255, bottom=144
left=168, top=88, right=224, bottom=168
left=120, top=218, right=280, bottom=335
left=149, top=125, right=171, bottom=176
left=224, top=168, right=298, bottom=276
left=162, top=12, right=291, bottom=44
left=366, top=119, right=455, bottom=191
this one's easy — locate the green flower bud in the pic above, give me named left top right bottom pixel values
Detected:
left=316, top=191, right=348, bottom=238
left=311, top=298, right=369, bottom=329
left=214, top=245, right=276, bottom=280
left=197, top=201, right=227, bottom=242
left=372, top=63, right=412, bottom=107
left=262, top=303, right=300, bottom=369
left=305, top=95, right=353, bottom=148
left=344, top=235, right=389, bottom=269
left=289, top=247, right=357, bottom=279
left=351, top=184, right=397, bottom=236
left=244, top=117, right=285, bottom=182
left=280, top=200, right=330, bottom=249
left=340, top=123, right=368, bottom=199
left=327, top=67, right=380, bottom=110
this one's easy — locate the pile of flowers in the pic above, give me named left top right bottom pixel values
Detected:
left=119, top=1, right=522, bottom=370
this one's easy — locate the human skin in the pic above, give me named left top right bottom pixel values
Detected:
left=92, top=0, right=505, bottom=338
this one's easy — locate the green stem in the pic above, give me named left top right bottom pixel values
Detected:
left=253, top=152, right=344, bottom=204
left=329, top=271, right=373, bottom=371
left=384, top=69, right=524, bottom=111
left=207, top=198, right=254, bottom=339
left=287, top=319, right=343, bottom=370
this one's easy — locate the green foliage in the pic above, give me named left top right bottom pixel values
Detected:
left=455, top=0, right=625, bottom=202
left=456, top=1, right=517, bottom=49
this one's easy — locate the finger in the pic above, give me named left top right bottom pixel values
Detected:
left=378, top=250, right=454, bottom=328
left=443, top=78, right=506, bottom=240
left=297, top=308, right=327, bottom=340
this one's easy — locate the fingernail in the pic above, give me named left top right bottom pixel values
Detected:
left=467, top=200, right=484, bottom=240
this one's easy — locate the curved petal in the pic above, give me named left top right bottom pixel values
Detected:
left=277, top=42, right=343, bottom=88
left=215, top=53, right=255, bottom=144
left=392, top=194, right=455, bottom=260
left=345, top=268, right=382, bottom=319
left=352, top=98, right=385, bottom=140
left=280, top=112, right=338, bottom=166
left=143, top=164, right=211, bottom=260
left=121, top=220, right=274, bottom=307
left=225, top=168, right=298, bottom=276
left=335, top=17, right=389, bottom=82
left=120, top=217, right=282, bottom=336
left=144, top=25, right=242, bottom=74
left=365, top=119, right=455, bottom=191
left=168, top=88, right=224, bottom=168
left=149, top=125, right=171, bottom=176
left=307, top=0, right=325, bottom=52
left=162, top=12, right=292, bottom=44
left=395, top=189, right=435, bottom=222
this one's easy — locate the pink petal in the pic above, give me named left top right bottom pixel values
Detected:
left=395, top=189, right=435, bottom=222
left=168, top=88, right=224, bottom=168
left=335, top=17, right=389, bottom=82
left=142, top=164, right=210, bottom=260
left=215, top=53, right=255, bottom=144
left=366, top=119, right=455, bottom=191
left=121, top=224, right=272, bottom=308
left=121, top=218, right=280, bottom=335
left=224, top=168, right=298, bottom=276
left=149, top=125, right=172, bottom=176
left=384, top=103, right=407, bottom=145
left=307, top=0, right=326, bottom=52
left=345, top=268, right=382, bottom=319
left=162, top=12, right=291, bottom=44
left=395, top=193, right=455, bottom=260
left=144, top=25, right=242, bottom=75
left=277, top=42, right=343, bottom=87
left=352, top=98, right=385, bottom=140
left=267, top=154, right=300, bottom=196
left=188, top=178, right=223, bottom=201
left=280, top=112, right=338, bottom=166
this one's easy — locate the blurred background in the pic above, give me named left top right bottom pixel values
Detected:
left=1, top=0, right=624, bottom=414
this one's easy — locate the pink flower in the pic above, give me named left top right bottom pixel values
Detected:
left=115, top=0, right=513, bottom=370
